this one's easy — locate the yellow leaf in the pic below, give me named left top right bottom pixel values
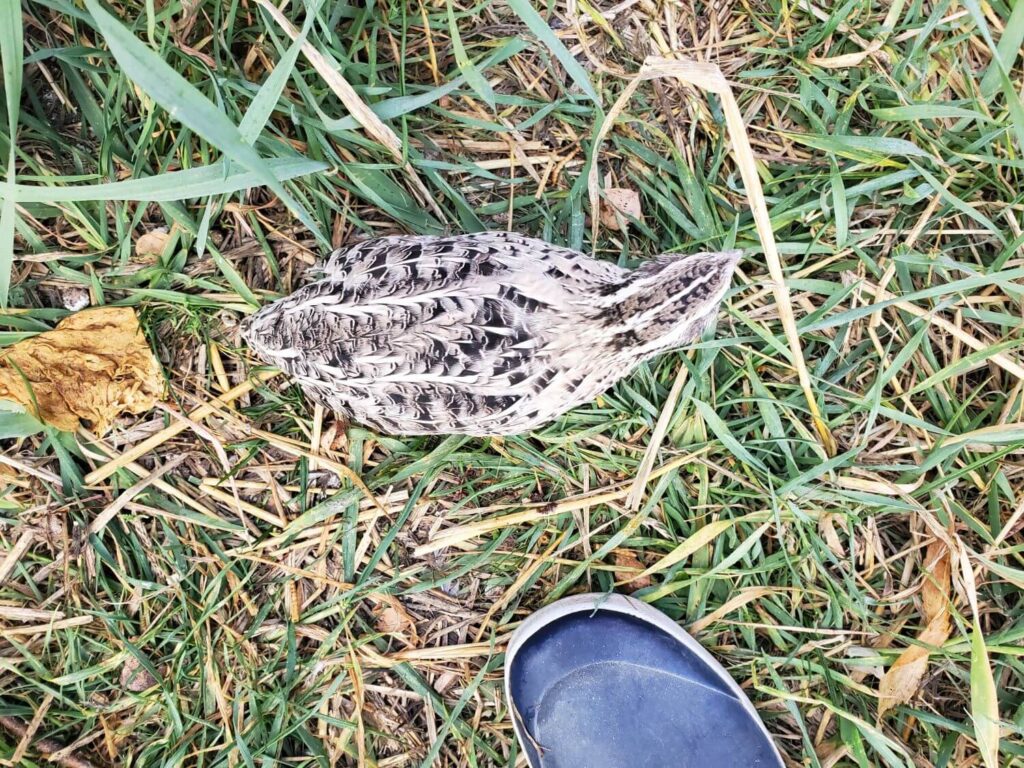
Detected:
left=0, top=307, right=164, bottom=433
left=690, top=586, right=774, bottom=634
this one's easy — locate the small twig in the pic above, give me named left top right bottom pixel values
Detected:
left=8, top=694, right=53, bottom=766
left=0, top=715, right=101, bottom=768
left=0, top=453, right=61, bottom=485
left=0, top=530, right=34, bottom=585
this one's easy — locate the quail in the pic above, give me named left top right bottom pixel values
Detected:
left=242, top=232, right=740, bottom=435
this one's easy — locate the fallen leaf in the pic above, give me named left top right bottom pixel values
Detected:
left=120, top=654, right=160, bottom=692
left=0, top=307, right=164, bottom=433
left=432, top=670, right=458, bottom=694
left=878, top=540, right=951, bottom=716
left=819, top=513, right=846, bottom=557
left=371, top=593, right=418, bottom=646
left=319, top=419, right=348, bottom=454
left=922, top=539, right=952, bottom=621
left=173, top=0, right=202, bottom=36
left=135, top=228, right=170, bottom=259
left=600, top=187, right=643, bottom=231
left=613, top=549, right=652, bottom=588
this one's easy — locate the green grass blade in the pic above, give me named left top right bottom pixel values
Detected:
left=83, top=0, right=327, bottom=243
left=0, top=402, right=46, bottom=439
left=912, top=161, right=1006, bottom=244
left=830, top=161, right=848, bottom=247
left=0, top=0, right=24, bottom=307
left=693, top=399, right=769, bottom=473
left=963, top=0, right=1024, bottom=151
left=9, top=157, right=327, bottom=202
left=784, top=132, right=933, bottom=163
left=0, top=0, right=22, bottom=141
left=970, top=617, right=1000, bottom=767
left=870, top=104, right=997, bottom=123
left=238, top=7, right=317, bottom=144
left=505, top=0, right=600, bottom=104
left=0, top=410, right=46, bottom=439
left=446, top=0, right=495, bottom=109
left=0, top=196, right=14, bottom=305
left=979, top=0, right=1024, bottom=100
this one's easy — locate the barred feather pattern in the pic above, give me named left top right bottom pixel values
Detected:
left=242, top=232, right=740, bottom=435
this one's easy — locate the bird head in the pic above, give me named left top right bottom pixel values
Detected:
left=596, top=250, right=741, bottom=357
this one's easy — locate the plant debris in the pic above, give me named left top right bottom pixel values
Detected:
left=0, top=307, right=164, bottom=433
left=877, top=540, right=953, bottom=716
left=600, top=186, right=643, bottom=231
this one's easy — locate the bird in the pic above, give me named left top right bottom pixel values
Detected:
left=241, top=232, right=740, bottom=436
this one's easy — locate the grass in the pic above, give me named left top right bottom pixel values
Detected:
left=2, top=0, right=1024, bottom=766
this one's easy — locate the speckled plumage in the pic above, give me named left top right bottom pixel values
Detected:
left=242, top=232, right=740, bottom=435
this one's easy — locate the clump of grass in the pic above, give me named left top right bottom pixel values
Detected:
left=3, top=1, right=1024, bottom=767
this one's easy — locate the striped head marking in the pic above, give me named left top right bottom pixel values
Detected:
left=599, top=250, right=741, bottom=355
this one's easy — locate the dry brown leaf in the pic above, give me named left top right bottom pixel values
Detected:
left=120, top=655, right=160, bottom=692
left=600, top=187, right=643, bottom=231
left=689, top=586, right=774, bottom=634
left=172, top=0, right=202, bottom=36
left=319, top=419, right=349, bottom=454
left=613, top=549, right=652, bottom=588
left=922, top=539, right=952, bottom=622
left=837, top=472, right=924, bottom=496
left=819, top=513, right=846, bottom=557
left=878, top=540, right=952, bottom=716
left=371, top=594, right=419, bottom=646
left=135, top=228, right=170, bottom=259
left=0, top=307, right=164, bottom=433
